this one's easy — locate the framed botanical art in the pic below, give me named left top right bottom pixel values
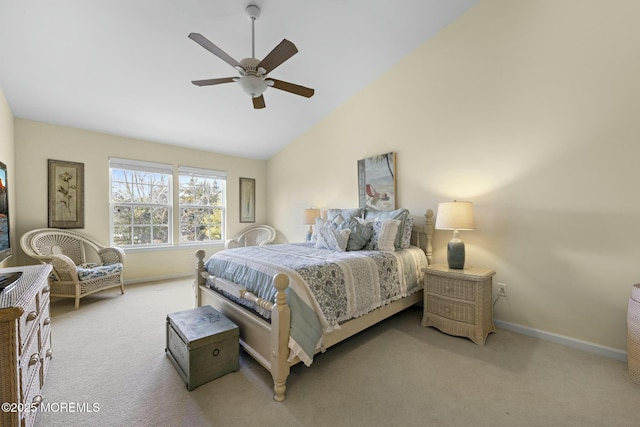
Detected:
left=239, top=177, right=255, bottom=223
left=357, top=152, right=396, bottom=211
left=48, top=159, right=85, bottom=228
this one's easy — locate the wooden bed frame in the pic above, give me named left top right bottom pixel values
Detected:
left=194, top=210, right=434, bottom=401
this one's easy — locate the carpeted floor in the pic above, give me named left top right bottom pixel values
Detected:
left=34, top=278, right=640, bottom=427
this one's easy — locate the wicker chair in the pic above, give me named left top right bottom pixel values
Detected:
left=225, top=225, right=276, bottom=249
left=20, top=228, right=126, bottom=309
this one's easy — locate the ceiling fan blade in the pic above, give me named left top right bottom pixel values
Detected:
left=188, top=33, right=242, bottom=70
left=257, top=39, right=298, bottom=74
left=252, top=95, right=266, bottom=109
left=269, top=79, right=315, bottom=98
left=191, top=77, right=236, bottom=87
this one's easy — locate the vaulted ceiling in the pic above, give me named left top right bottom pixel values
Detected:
left=0, top=0, right=478, bottom=159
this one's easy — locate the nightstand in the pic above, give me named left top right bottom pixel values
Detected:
left=421, top=264, right=496, bottom=345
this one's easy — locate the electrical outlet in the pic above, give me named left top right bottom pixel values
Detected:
left=497, top=283, right=508, bottom=297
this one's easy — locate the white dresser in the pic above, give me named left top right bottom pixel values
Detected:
left=0, top=265, right=53, bottom=427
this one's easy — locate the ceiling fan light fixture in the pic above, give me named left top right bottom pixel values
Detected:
left=188, top=3, right=314, bottom=109
left=238, top=75, right=268, bottom=98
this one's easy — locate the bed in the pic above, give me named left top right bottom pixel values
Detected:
left=194, top=208, right=434, bottom=401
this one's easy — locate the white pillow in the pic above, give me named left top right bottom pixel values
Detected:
left=366, top=219, right=401, bottom=252
left=315, top=219, right=351, bottom=251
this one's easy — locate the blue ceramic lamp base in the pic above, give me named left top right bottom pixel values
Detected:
left=447, top=237, right=465, bottom=269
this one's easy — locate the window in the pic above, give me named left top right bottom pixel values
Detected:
left=109, top=159, right=226, bottom=248
left=110, top=159, right=173, bottom=247
left=178, top=166, right=226, bottom=244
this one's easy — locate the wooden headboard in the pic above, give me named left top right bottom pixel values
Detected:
left=410, top=209, right=435, bottom=265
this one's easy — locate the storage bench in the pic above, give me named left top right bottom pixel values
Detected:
left=166, top=305, right=239, bottom=391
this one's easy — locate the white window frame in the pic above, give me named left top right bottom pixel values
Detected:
left=109, top=158, right=173, bottom=248
left=178, top=166, right=226, bottom=245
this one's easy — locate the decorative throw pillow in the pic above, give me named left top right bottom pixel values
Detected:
left=327, top=208, right=362, bottom=221
left=315, top=218, right=351, bottom=251
left=338, top=217, right=374, bottom=251
left=327, top=208, right=362, bottom=226
left=364, top=207, right=409, bottom=249
left=400, top=216, right=414, bottom=249
left=329, top=215, right=346, bottom=228
left=365, top=219, right=401, bottom=252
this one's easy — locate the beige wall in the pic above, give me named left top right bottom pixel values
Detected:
left=14, top=119, right=267, bottom=282
left=267, top=0, right=640, bottom=352
left=0, top=88, right=16, bottom=268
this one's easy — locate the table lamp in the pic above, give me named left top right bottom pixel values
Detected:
left=435, top=201, right=474, bottom=269
left=303, top=208, right=321, bottom=241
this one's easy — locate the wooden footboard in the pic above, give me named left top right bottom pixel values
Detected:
left=194, top=209, right=434, bottom=401
left=195, top=250, right=291, bottom=401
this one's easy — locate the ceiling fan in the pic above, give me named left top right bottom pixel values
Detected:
left=188, top=4, right=315, bottom=109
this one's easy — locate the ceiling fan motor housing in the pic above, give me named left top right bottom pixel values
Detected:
left=237, top=57, right=272, bottom=98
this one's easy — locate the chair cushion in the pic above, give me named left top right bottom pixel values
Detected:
left=77, top=263, right=124, bottom=281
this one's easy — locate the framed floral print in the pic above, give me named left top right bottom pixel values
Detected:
left=239, top=177, right=255, bottom=223
left=48, top=159, right=85, bottom=228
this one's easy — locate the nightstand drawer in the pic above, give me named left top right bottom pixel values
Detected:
left=427, top=275, right=475, bottom=301
left=427, top=295, right=475, bottom=324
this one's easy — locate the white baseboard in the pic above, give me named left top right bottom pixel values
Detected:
left=123, top=272, right=192, bottom=286
left=494, top=320, right=628, bottom=362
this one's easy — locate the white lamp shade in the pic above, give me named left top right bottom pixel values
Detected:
left=435, top=201, right=475, bottom=231
left=303, top=208, right=321, bottom=225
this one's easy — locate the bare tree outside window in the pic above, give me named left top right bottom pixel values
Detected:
left=111, top=168, right=171, bottom=246
left=109, top=160, right=226, bottom=248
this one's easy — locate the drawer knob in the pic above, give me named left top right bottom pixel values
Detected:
left=32, top=395, right=43, bottom=408
left=212, top=348, right=220, bottom=357
left=444, top=285, right=451, bottom=291
left=444, top=307, right=450, bottom=313
left=46, top=348, right=53, bottom=359
left=27, top=311, right=38, bottom=321
left=43, top=317, right=52, bottom=326
left=29, top=353, right=40, bottom=366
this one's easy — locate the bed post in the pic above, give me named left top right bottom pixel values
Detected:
left=425, top=209, right=434, bottom=265
left=270, top=273, right=291, bottom=401
left=195, top=250, right=206, bottom=306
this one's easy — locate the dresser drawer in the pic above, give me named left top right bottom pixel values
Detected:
left=21, top=372, right=43, bottom=427
left=20, top=332, right=41, bottom=400
left=18, top=298, right=39, bottom=356
left=427, top=294, right=475, bottom=324
left=40, top=327, right=53, bottom=387
left=38, top=284, right=51, bottom=311
left=39, top=303, right=51, bottom=348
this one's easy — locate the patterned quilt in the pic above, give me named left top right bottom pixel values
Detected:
left=204, top=243, right=427, bottom=366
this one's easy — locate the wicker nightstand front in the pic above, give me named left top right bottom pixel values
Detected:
left=421, top=264, right=496, bottom=345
